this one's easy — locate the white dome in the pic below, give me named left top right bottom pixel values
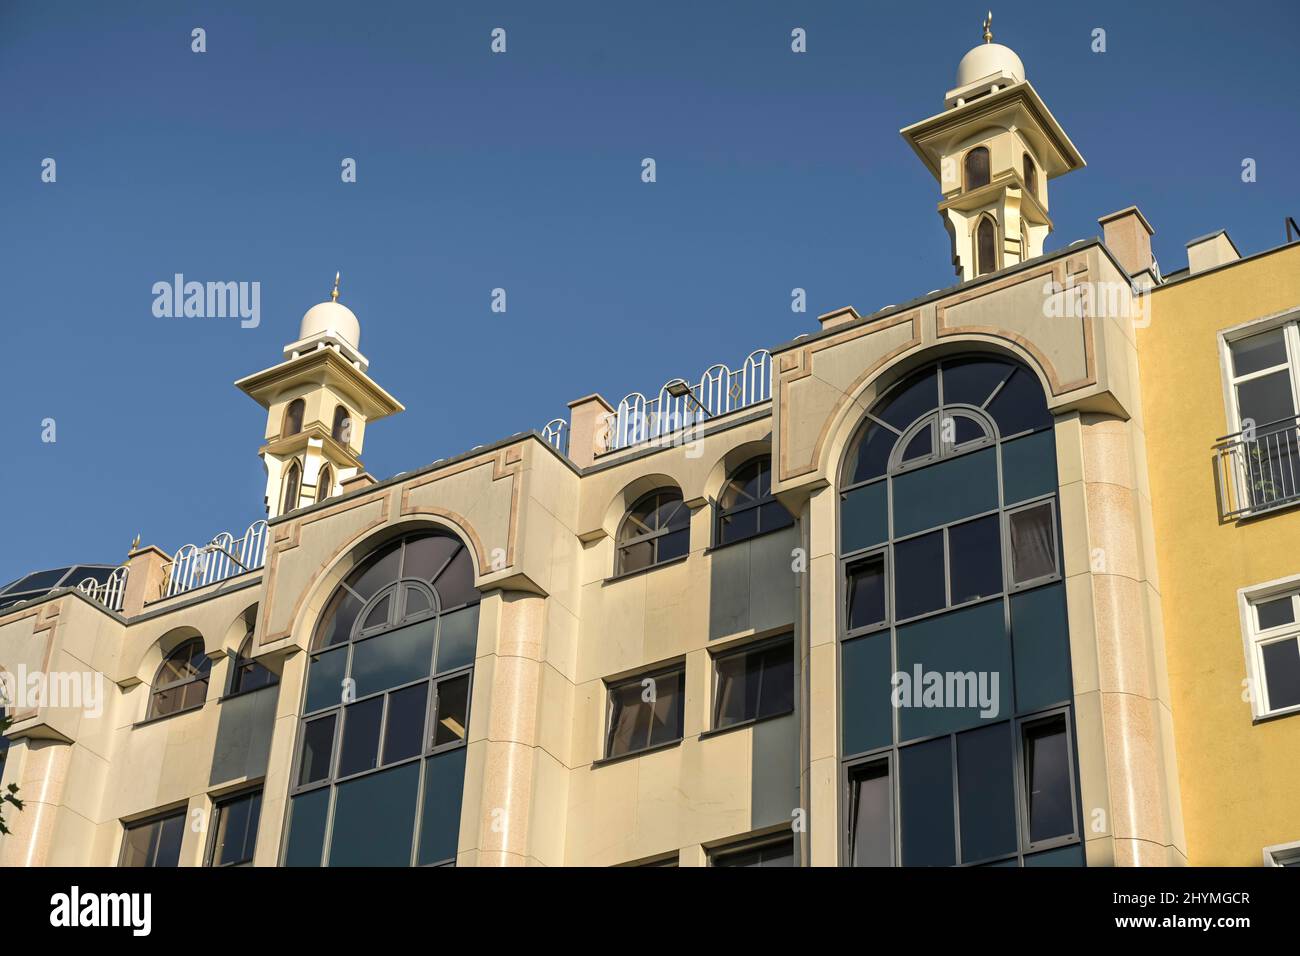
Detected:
left=955, top=42, right=1025, bottom=87
left=299, top=300, right=360, bottom=349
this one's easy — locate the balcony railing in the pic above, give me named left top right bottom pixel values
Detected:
left=163, top=520, right=269, bottom=599
left=77, top=566, right=128, bottom=612
left=1214, top=416, right=1300, bottom=520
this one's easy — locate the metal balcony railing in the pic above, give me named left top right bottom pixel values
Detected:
left=77, top=566, right=128, bottom=612
left=162, top=520, right=269, bottom=599
left=1214, top=416, right=1300, bottom=520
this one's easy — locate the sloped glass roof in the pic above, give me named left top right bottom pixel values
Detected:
left=0, top=564, right=117, bottom=611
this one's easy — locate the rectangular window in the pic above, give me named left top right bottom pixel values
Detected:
left=1021, top=713, right=1075, bottom=846
left=120, top=809, right=186, bottom=867
left=847, top=759, right=892, bottom=867
left=208, top=789, right=262, bottom=867
left=710, top=832, right=795, bottom=867
left=712, top=635, right=794, bottom=730
left=1007, top=501, right=1058, bottom=587
left=605, top=664, right=685, bottom=759
left=1223, top=322, right=1300, bottom=513
left=846, top=553, right=887, bottom=631
left=1244, top=586, right=1300, bottom=717
left=432, top=673, right=471, bottom=747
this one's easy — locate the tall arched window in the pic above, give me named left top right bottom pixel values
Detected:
left=976, top=217, right=998, bottom=276
left=317, top=464, right=333, bottom=504
left=838, top=355, right=1080, bottom=867
left=964, top=146, right=990, bottom=190
left=616, top=488, right=690, bottom=575
left=148, top=638, right=212, bottom=719
left=1023, top=152, right=1038, bottom=199
left=284, top=531, right=480, bottom=866
left=715, top=457, right=793, bottom=546
left=332, top=405, right=352, bottom=445
left=283, top=460, right=302, bottom=515
left=283, top=399, right=305, bottom=437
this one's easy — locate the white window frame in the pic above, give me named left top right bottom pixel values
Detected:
left=1237, top=574, right=1300, bottom=721
left=1264, top=840, right=1300, bottom=867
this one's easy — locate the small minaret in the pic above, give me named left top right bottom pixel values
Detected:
left=901, top=13, right=1085, bottom=281
left=235, top=274, right=404, bottom=518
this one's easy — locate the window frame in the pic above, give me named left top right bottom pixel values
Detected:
left=146, top=637, right=212, bottom=721
left=283, top=398, right=305, bottom=437
left=963, top=145, right=990, bottom=191
left=1238, top=575, right=1300, bottom=721
left=119, top=806, right=187, bottom=868
left=602, top=661, right=687, bottom=761
left=614, top=488, right=691, bottom=577
left=1004, top=497, right=1062, bottom=593
left=1264, top=840, right=1300, bottom=867
left=712, top=456, right=794, bottom=548
left=708, top=633, right=795, bottom=733
left=1015, top=708, right=1081, bottom=854
left=843, top=753, right=894, bottom=867
left=227, top=631, right=279, bottom=698
left=205, top=787, right=263, bottom=867
left=708, top=829, right=797, bottom=867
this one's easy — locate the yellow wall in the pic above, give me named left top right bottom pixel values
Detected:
left=1139, top=244, right=1300, bottom=865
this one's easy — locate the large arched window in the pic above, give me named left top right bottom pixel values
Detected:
left=282, top=460, right=302, bottom=515
left=284, top=531, right=480, bottom=866
left=976, top=216, right=998, bottom=276
left=838, top=355, right=1080, bottom=868
left=283, top=398, right=305, bottom=437
left=715, top=457, right=793, bottom=546
left=331, top=405, right=352, bottom=445
left=964, top=146, right=990, bottom=190
left=148, top=638, right=212, bottom=719
left=616, top=488, right=690, bottom=575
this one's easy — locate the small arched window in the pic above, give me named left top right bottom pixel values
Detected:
left=332, top=406, right=352, bottom=445
left=616, top=488, right=690, bottom=575
left=283, top=399, right=305, bottom=437
left=317, top=464, right=333, bottom=504
left=148, top=638, right=212, bottom=719
left=283, top=460, right=302, bottom=514
left=976, top=217, right=998, bottom=276
left=1023, top=152, right=1038, bottom=199
left=964, top=146, right=990, bottom=190
left=230, top=632, right=278, bottom=696
left=716, top=457, right=794, bottom=546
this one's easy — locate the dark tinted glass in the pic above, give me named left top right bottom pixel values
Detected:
left=434, top=674, right=470, bottom=747
left=876, top=369, right=938, bottom=432
left=901, top=425, right=933, bottom=462
left=965, top=147, right=990, bottom=189
left=657, top=529, right=690, bottom=563
left=948, top=515, right=1002, bottom=604
left=1257, top=596, right=1296, bottom=630
left=350, top=543, right=401, bottom=602
left=383, top=683, right=429, bottom=764
left=719, top=507, right=758, bottom=544
left=338, top=697, right=383, bottom=777
left=328, top=763, right=419, bottom=866
left=418, top=748, right=468, bottom=865
left=841, top=482, right=888, bottom=553
left=304, top=647, right=347, bottom=714
left=849, top=420, right=896, bottom=484
left=432, top=549, right=478, bottom=610
left=977, top=219, right=997, bottom=274
left=942, top=358, right=1010, bottom=408
left=841, top=633, right=893, bottom=755
left=900, top=737, right=955, bottom=866
left=152, top=813, right=185, bottom=867
left=401, top=535, right=460, bottom=584
left=350, top=618, right=435, bottom=697
left=212, top=790, right=262, bottom=866
left=713, top=837, right=794, bottom=867
left=1024, top=716, right=1073, bottom=844
left=894, top=531, right=945, bottom=619
left=847, top=555, right=886, bottom=631
left=957, top=722, right=1017, bottom=863
left=987, top=368, right=1052, bottom=437
left=850, top=760, right=892, bottom=866
left=892, top=446, right=998, bottom=537
left=648, top=670, right=685, bottom=747
left=437, top=605, right=479, bottom=673
left=299, top=714, right=336, bottom=785
left=1262, top=638, right=1300, bottom=711
left=314, top=588, right=362, bottom=649
left=607, top=668, right=684, bottom=757
left=284, top=789, right=330, bottom=866
left=714, top=639, right=793, bottom=728
left=1000, top=430, right=1057, bottom=504
left=1010, top=583, right=1073, bottom=712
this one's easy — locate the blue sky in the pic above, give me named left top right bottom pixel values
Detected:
left=2, top=0, right=1298, bottom=584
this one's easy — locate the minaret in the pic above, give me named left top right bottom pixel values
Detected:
left=235, top=274, right=404, bottom=518
left=900, top=12, right=1085, bottom=281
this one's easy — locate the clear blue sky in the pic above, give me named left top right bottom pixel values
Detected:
left=2, top=0, right=1298, bottom=584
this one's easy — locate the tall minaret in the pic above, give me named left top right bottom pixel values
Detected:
left=235, top=274, right=403, bottom=518
left=900, top=13, right=1085, bottom=281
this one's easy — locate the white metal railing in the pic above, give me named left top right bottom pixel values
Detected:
left=541, top=418, right=569, bottom=456
left=1215, top=417, right=1300, bottom=520
left=605, top=349, right=772, bottom=453
left=77, top=566, right=128, bottom=612
left=164, top=520, right=269, bottom=598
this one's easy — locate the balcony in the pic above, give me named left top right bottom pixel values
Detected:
left=1214, top=417, right=1300, bottom=520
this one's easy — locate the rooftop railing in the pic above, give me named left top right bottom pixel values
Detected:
left=1214, top=416, right=1300, bottom=520
left=77, top=566, right=128, bottom=613
left=163, top=520, right=269, bottom=599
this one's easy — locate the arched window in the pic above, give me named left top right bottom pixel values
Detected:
left=332, top=406, right=352, bottom=445
left=716, top=457, right=794, bottom=546
left=229, top=631, right=278, bottom=696
left=148, top=638, right=212, bottom=719
left=1023, top=152, right=1038, bottom=199
left=976, top=216, right=998, bottom=276
left=285, top=532, right=480, bottom=866
left=616, top=488, right=690, bottom=575
left=838, top=356, right=1079, bottom=868
left=317, top=464, right=333, bottom=504
left=964, top=146, right=990, bottom=190
left=283, top=460, right=302, bottom=515
left=283, top=398, right=305, bottom=437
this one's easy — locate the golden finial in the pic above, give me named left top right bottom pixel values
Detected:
left=130, top=533, right=140, bottom=553
left=983, top=10, right=993, bottom=43
left=330, top=271, right=341, bottom=302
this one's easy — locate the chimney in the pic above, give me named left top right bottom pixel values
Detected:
left=121, top=545, right=172, bottom=616
left=566, top=394, right=615, bottom=468
left=1098, top=206, right=1155, bottom=279
left=1187, top=230, right=1241, bottom=275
